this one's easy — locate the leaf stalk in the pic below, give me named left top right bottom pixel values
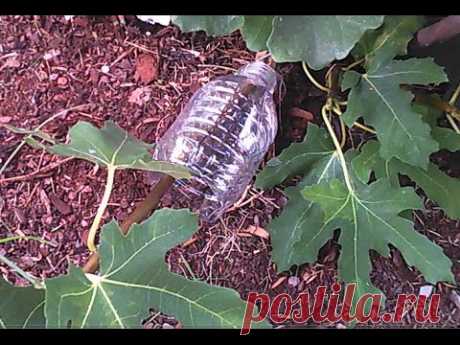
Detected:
left=87, top=165, right=116, bottom=252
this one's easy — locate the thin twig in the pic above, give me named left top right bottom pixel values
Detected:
left=0, top=104, right=89, bottom=176
left=447, top=81, right=460, bottom=133
left=0, top=254, right=43, bottom=288
left=124, top=41, right=157, bottom=55
left=0, top=157, right=74, bottom=185
left=0, top=235, right=56, bottom=246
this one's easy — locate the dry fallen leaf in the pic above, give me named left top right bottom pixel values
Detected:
left=134, top=53, right=158, bottom=84
left=0, top=56, right=21, bottom=72
left=5, top=56, right=20, bottom=68
left=128, top=87, right=152, bottom=106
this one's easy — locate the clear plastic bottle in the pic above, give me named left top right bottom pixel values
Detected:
left=154, top=61, right=279, bottom=222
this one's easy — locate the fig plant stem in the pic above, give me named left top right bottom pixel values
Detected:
left=321, top=105, right=354, bottom=194
left=87, top=165, right=116, bottom=252
left=83, top=174, right=175, bottom=273
left=302, top=61, right=331, bottom=93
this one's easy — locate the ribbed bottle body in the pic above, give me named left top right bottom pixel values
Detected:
left=154, top=62, right=278, bottom=222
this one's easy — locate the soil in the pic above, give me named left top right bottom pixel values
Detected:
left=1, top=15, right=460, bottom=329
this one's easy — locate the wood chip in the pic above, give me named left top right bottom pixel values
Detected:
left=49, top=193, right=72, bottom=215
left=289, top=107, right=314, bottom=121
left=182, top=236, right=198, bottom=248
left=239, top=225, right=270, bottom=240
left=271, top=276, right=287, bottom=289
left=39, top=189, right=52, bottom=215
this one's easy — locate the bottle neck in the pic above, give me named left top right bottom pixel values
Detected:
left=236, top=61, right=279, bottom=94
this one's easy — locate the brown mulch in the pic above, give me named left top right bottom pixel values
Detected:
left=1, top=15, right=460, bottom=329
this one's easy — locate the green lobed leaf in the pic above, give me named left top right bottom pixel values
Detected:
left=269, top=152, right=342, bottom=272
left=255, top=124, right=335, bottom=189
left=342, top=58, right=447, bottom=169
left=45, top=208, right=268, bottom=329
left=303, top=171, right=454, bottom=310
left=240, top=16, right=274, bottom=52
left=362, top=140, right=460, bottom=220
left=171, top=16, right=244, bottom=37
left=0, top=278, right=45, bottom=328
left=414, top=101, right=460, bottom=152
left=394, top=160, right=460, bottom=219
left=49, top=120, right=190, bottom=179
left=352, top=140, right=381, bottom=184
left=256, top=125, right=342, bottom=272
left=172, top=16, right=384, bottom=69
left=267, top=16, right=384, bottom=70
left=432, top=127, right=460, bottom=152
left=413, top=101, right=441, bottom=127
left=353, top=16, right=424, bottom=68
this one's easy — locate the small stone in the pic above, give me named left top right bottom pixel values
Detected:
left=101, top=65, right=110, bottom=74
left=57, top=76, right=68, bottom=86
left=81, top=219, right=89, bottom=227
left=49, top=73, right=59, bottom=81
left=162, top=323, right=174, bottom=329
left=288, top=276, right=300, bottom=287
left=120, top=198, right=129, bottom=209
left=419, top=285, right=434, bottom=298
